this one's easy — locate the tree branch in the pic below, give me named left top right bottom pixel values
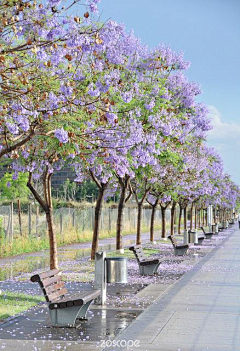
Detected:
left=0, top=130, right=35, bottom=158
left=89, top=169, right=102, bottom=189
left=27, top=172, right=49, bottom=213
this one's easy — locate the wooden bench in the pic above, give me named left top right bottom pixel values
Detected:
left=30, top=269, right=100, bottom=327
left=217, top=222, right=224, bottom=231
left=200, top=226, right=213, bottom=239
left=167, top=236, right=189, bottom=256
left=129, top=245, right=163, bottom=275
left=188, top=230, right=205, bottom=245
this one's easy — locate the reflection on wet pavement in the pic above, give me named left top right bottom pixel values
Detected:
left=0, top=305, right=141, bottom=342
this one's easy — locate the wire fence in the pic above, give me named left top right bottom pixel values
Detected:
left=0, top=203, right=171, bottom=241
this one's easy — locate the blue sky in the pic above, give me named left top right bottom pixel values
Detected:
left=96, top=0, right=240, bottom=185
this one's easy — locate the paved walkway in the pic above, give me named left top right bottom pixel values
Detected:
left=0, top=225, right=238, bottom=351
left=108, top=225, right=240, bottom=351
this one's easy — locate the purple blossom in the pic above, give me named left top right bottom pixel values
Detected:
left=55, top=128, right=69, bottom=143
left=88, top=84, right=100, bottom=97
left=59, top=85, right=73, bottom=98
left=6, top=123, right=19, bottom=135
left=89, top=3, right=98, bottom=12
left=48, top=92, right=59, bottom=109
left=18, top=117, right=30, bottom=132
left=12, top=173, right=18, bottom=181
left=22, top=150, right=29, bottom=159
left=47, top=0, right=61, bottom=5
left=145, top=100, right=155, bottom=111
left=106, top=112, right=117, bottom=125
left=122, top=91, right=133, bottom=103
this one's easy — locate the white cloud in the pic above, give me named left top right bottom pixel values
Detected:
left=207, top=105, right=240, bottom=140
left=206, top=106, right=240, bottom=185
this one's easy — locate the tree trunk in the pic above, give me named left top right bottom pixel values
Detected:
left=201, top=209, right=204, bottom=226
left=91, top=186, right=106, bottom=260
left=28, top=203, right=32, bottom=236
left=46, top=209, right=58, bottom=269
left=198, top=209, right=201, bottom=227
left=116, top=182, right=127, bottom=250
left=36, top=204, right=39, bottom=237
left=213, top=208, right=216, bottom=223
left=17, top=199, right=22, bottom=236
left=150, top=201, right=158, bottom=242
left=190, top=203, right=194, bottom=230
left=194, top=207, right=197, bottom=229
left=27, top=170, right=58, bottom=269
left=136, top=202, right=143, bottom=245
left=10, top=202, right=14, bottom=242
left=183, top=206, right=187, bottom=231
left=178, top=206, right=183, bottom=234
left=132, top=181, right=150, bottom=245
left=170, top=201, right=176, bottom=235
left=161, top=206, right=166, bottom=238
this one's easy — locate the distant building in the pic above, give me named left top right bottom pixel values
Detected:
left=51, top=167, right=75, bottom=188
left=0, top=165, right=75, bottom=188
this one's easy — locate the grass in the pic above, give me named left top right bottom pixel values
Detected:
left=0, top=236, right=50, bottom=257
left=0, top=291, right=44, bottom=322
left=0, top=224, right=162, bottom=258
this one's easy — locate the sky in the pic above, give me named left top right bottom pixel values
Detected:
left=96, top=0, right=240, bottom=185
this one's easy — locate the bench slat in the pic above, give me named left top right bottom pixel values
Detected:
left=47, top=288, right=68, bottom=302
left=129, top=244, right=160, bottom=265
left=136, top=254, right=147, bottom=258
left=41, top=275, right=62, bottom=288
left=30, top=269, right=60, bottom=282
left=44, top=281, right=66, bottom=295
left=168, top=236, right=188, bottom=249
left=140, top=259, right=160, bottom=266
left=129, top=246, right=142, bottom=252
left=49, top=290, right=101, bottom=310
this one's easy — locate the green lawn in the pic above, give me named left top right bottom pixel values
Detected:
left=0, top=291, right=44, bottom=322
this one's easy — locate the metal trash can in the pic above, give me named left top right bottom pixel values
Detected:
left=223, top=220, right=228, bottom=228
left=106, top=257, right=128, bottom=283
left=189, top=231, right=198, bottom=244
left=212, top=224, right=218, bottom=233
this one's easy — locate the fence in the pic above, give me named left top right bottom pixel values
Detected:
left=0, top=203, right=171, bottom=240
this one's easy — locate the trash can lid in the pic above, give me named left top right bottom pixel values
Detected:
left=105, top=257, right=127, bottom=261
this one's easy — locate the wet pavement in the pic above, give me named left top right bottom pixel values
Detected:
left=0, top=282, right=144, bottom=349
left=0, top=305, right=141, bottom=342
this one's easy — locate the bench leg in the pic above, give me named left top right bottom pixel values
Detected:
left=139, top=262, right=160, bottom=275
left=76, top=300, right=93, bottom=320
left=194, top=238, right=204, bottom=245
left=174, top=247, right=188, bottom=256
left=205, top=234, right=213, bottom=240
left=49, top=305, right=84, bottom=327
